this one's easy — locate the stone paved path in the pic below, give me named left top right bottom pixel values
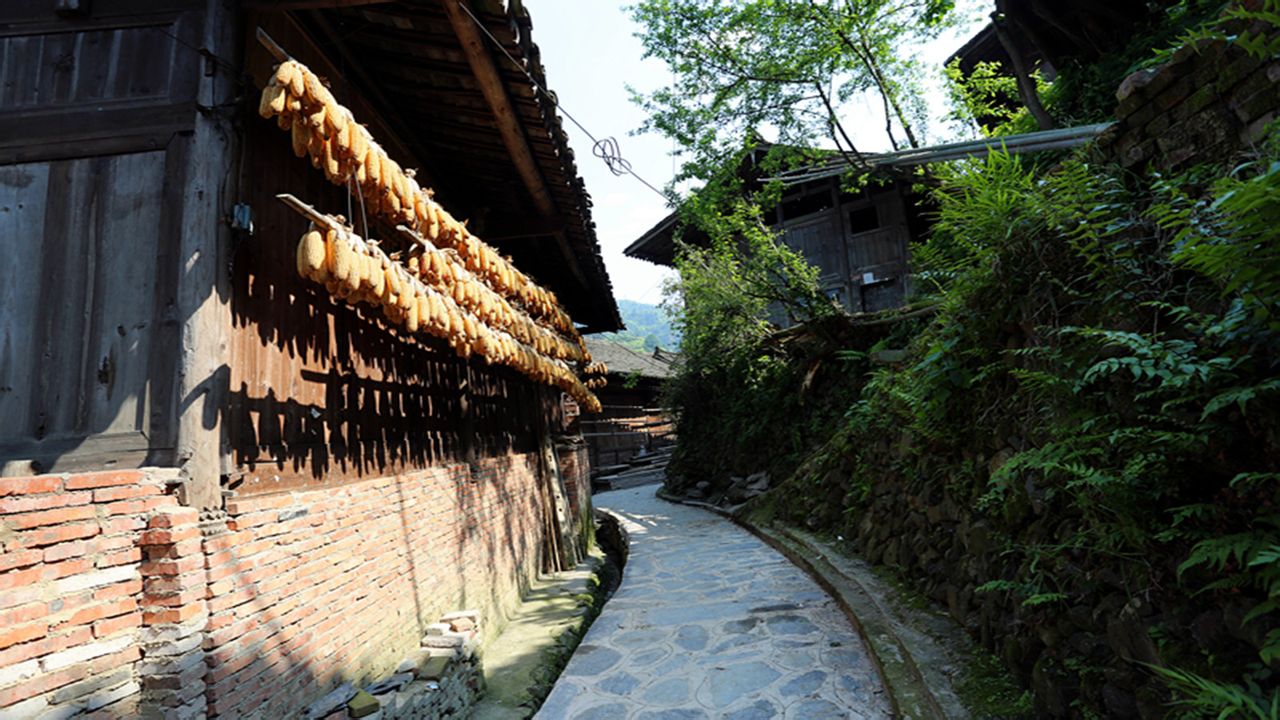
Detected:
left=534, top=485, right=891, bottom=720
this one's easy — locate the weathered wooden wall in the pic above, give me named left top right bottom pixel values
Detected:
left=225, top=12, right=555, bottom=497
left=772, top=178, right=911, bottom=323
left=0, top=0, right=219, bottom=476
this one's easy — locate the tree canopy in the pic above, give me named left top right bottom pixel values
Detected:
left=629, top=0, right=958, bottom=185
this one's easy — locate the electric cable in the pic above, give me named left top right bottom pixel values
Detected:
left=456, top=1, right=673, bottom=204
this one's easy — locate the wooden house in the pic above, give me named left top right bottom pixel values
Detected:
left=0, top=1, right=619, bottom=718
left=626, top=163, right=928, bottom=322
left=579, top=338, right=674, bottom=470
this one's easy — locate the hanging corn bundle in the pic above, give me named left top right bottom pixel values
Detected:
left=293, top=217, right=602, bottom=413
left=258, top=58, right=585, bottom=346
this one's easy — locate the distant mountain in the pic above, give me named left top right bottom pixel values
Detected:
left=596, top=300, right=680, bottom=352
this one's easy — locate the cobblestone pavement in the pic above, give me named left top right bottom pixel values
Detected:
left=534, top=486, right=891, bottom=720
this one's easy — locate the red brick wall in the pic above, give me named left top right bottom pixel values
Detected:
left=0, top=468, right=193, bottom=719
left=201, top=453, right=549, bottom=718
left=0, top=451, right=568, bottom=719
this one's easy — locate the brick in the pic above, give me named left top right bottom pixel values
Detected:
left=146, top=538, right=202, bottom=561
left=143, top=631, right=202, bottom=658
left=17, top=521, right=101, bottom=548
left=143, top=604, right=205, bottom=625
left=0, top=619, right=47, bottom=650
left=225, top=494, right=296, bottom=516
left=140, top=661, right=205, bottom=691
left=140, top=556, right=203, bottom=577
left=93, top=612, right=142, bottom=638
left=101, top=516, right=146, bottom=535
left=66, top=597, right=137, bottom=626
left=64, top=471, right=143, bottom=491
left=43, top=539, right=94, bottom=563
left=0, top=565, right=43, bottom=593
left=5, top=504, right=96, bottom=530
left=0, top=548, right=43, bottom=572
left=52, top=565, right=139, bottom=596
left=48, top=667, right=130, bottom=705
left=0, top=694, right=49, bottom=718
left=0, top=490, right=92, bottom=515
left=0, top=601, right=49, bottom=628
left=142, top=496, right=175, bottom=512
left=0, top=626, right=91, bottom=669
left=92, top=484, right=161, bottom=503
left=0, top=476, right=62, bottom=498
left=0, top=582, right=45, bottom=613
left=147, top=589, right=205, bottom=607
left=93, top=579, right=143, bottom=602
left=96, top=548, right=143, bottom=569
left=148, top=508, right=199, bottom=529
left=0, top=658, right=40, bottom=688
left=140, top=526, right=200, bottom=546
left=95, top=534, right=135, bottom=552
left=145, top=575, right=206, bottom=597
left=41, top=633, right=133, bottom=670
left=104, top=500, right=148, bottom=516
left=0, top=557, right=98, bottom=595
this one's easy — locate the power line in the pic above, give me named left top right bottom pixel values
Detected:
left=456, top=1, right=673, bottom=204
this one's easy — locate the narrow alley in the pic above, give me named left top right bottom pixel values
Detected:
left=536, top=486, right=890, bottom=720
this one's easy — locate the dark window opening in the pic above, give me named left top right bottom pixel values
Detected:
left=780, top=191, right=833, bottom=221
left=848, top=205, right=879, bottom=235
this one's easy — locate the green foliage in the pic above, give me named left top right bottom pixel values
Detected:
left=1153, top=665, right=1280, bottom=720
left=598, top=299, right=681, bottom=353
left=774, top=134, right=1280, bottom=713
left=660, top=200, right=846, bottom=487
left=943, top=58, right=1042, bottom=137
left=943, top=0, right=1226, bottom=136
left=628, top=0, right=957, bottom=185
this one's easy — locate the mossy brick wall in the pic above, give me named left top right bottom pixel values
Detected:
left=201, top=453, right=549, bottom=719
left=1095, top=21, right=1280, bottom=170
left=0, top=468, right=207, bottom=720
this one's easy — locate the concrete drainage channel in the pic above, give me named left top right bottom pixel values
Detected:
left=472, top=510, right=629, bottom=720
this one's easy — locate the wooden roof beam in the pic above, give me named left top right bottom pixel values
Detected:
left=442, top=0, right=589, bottom=290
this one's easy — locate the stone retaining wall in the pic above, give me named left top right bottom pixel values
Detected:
left=1095, top=18, right=1280, bottom=169
left=831, top=26, right=1280, bottom=718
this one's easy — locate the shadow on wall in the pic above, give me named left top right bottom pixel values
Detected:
left=199, top=454, right=556, bottom=718
left=225, top=263, right=542, bottom=492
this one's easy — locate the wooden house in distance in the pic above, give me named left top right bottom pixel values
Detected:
left=625, top=153, right=930, bottom=322
left=0, top=1, right=619, bottom=718
left=579, top=337, right=675, bottom=471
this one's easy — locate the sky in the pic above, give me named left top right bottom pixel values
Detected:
left=527, top=0, right=989, bottom=305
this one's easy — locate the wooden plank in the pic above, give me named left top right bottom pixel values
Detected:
left=144, top=132, right=190, bottom=456
left=0, top=431, right=158, bottom=476
left=83, top=151, right=167, bottom=437
left=0, top=163, right=51, bottom=442
left=0, top=102, right=197, bottom=163
left=0, top=0, right=199, bottom=29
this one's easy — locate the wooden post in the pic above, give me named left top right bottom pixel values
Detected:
left=175, top=0, right=239, bottom=510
